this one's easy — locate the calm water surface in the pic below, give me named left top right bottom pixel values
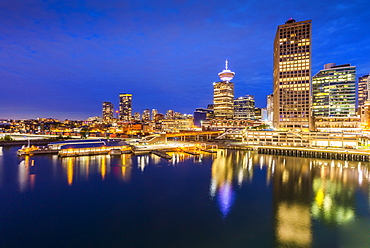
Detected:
left=0, top=146, right=369, bottom=248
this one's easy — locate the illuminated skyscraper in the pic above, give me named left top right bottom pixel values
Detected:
left=267, top=94, right=274, bottom=122
left=151, top=109, right=158, bottom=121
left=273, top=19, right=312, bottom=130
left=142, top=109, right=150, bottom=122
left=119, top=93, right=132, bottom=121
left=233, top=95, right=255, bottom=119
left=214, top=60, right=235, bottom=119
left=358, top=74, right=370, bottom=107
left=102, top=101, right=114, bottom=121
left=133, top=112, right=141, bottom=121
left=312, top=63, right=356, bottom=117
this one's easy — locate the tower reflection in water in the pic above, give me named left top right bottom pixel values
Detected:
left=209, top=150, right=369, bottom=247
left=210, top=150, right=254, bottom=217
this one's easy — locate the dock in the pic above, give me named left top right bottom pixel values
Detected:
left=200, top=149, right=217, bottom=154
left=151, top=150, right=172, bottom=160
left=257, top=146, right=370, bottom=162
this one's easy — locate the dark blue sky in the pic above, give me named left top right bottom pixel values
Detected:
left=1, top=0, right=369, bottom=120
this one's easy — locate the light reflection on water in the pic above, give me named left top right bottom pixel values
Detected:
left=3, top=148, right=370, bottom=247
left=207, top=150, right=369, bottom=247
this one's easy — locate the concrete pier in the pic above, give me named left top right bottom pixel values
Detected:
left=257, top=146, right=370, bottom=162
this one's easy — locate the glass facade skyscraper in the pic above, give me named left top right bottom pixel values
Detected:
left=273, top=19, right=312, bottom=130
left=312, top=63, right=356, bottom=117
left=358, top=74, right=370, bottom=107
left=233, top=95, right=255, bottom=119
left=102, top=101, right=114, bottom=121
left=119, top=93, right=132, bottom=121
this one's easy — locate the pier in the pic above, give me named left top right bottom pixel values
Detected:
left=257, top=146, right=370, bottom=162
left=151, top=150, right=172, bottom=160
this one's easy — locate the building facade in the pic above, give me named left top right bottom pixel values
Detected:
left=312, top=63, right=356, bottom=117
left=193, top=108, right=214, bottom=128
left=151, top=109, right=158, bottom=121
left=273, top=19, right=312, bottom=130
left=102, top=101, right=114, bottom=121
left=267, top=94, right=274, bottom=122
left=119, top=93, right=132, bottom=121
left=233, top=95, right=255, bottom=119
left=142, top=109, right=150, bottom=122
left=214, top=60, right=235, bottom=119
left=358, top=74, right=370, bottom=108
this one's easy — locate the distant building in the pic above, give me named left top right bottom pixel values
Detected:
left=267, top=94, right=274, bottom=122
left=312, top=63, right=356, bottom=117
left=233, top=95, right=255, bottom=119
left=133, top=112, right=141, bottom=122
left=161, top=119, right=193, bottom=132
left=142, top=109, right=150, bottom=122
left=273, top=19, right=312, bottom=130
left=151, top=109, right=158, bottom=121
left=119, top=93, right=132, bottom=121
left=358, top=74, right=370, bottom=108
left=214, top=60, right=235, bottom=119
left=193, top=108, right=214, bottom=128
left=165, top=110, right=174, bottom=119
left=254, top=107, right=262, bottom=120
left=102, top=101, right=114, bottom=121
left=261, top=108, right=268, bottom=121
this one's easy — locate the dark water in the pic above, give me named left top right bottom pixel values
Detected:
left=0, top=146, right=369, bottom=248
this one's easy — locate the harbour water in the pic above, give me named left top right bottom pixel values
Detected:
left=0, top=146, right=369, bottom=248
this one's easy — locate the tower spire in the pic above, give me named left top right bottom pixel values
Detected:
left=218, top=60, right=235, bottom=81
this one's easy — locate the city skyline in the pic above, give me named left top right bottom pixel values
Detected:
left=1, top=0, right=369, bottom=120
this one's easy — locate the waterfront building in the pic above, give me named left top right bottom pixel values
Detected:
left=233, top=95, right=255, bottom=119
left=102, top=101, right=114, bottom=121
left=119, top=93, right=132, bottom=121
left=142, top=109, right=150, bottom=122
left=160, top=118, right=193, bottom=132
left=273, top=19, right=312, bottom=130
left=312, top=63, right=356, bottom=118
left=358, top=74, right=370, bottom=108
left=214, top=60, right=235, bottom=119
left=201, top=119, right=262, bottom=131
left=314, top=116, right=361, bottom=132
left=242, top=130, right=367, bottom=148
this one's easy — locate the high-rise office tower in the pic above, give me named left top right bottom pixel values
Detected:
left=358, top=74, right=370, bottom=107
left=133, top=112, right=141, bottom=121
left=151, top=109, right=158, bottom=121
left=142, top=109, right=150, bottom=122
left=102, top=101, right=114, bottom=121
left=233, top=95, right=255, bottom=119
left=214, top=60, right=235, bottom=119
left=165, top=110, right=174, bottom=119
left=312, top=63, right=356, bottom=117
left=119, top=93, right=132, bottom=121
left=273, top=19, right=312, bottom=130
left=267, top=94, right=274, bottom=122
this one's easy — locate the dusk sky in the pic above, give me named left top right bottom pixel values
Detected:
left=1, top=0, right=369, bottom=120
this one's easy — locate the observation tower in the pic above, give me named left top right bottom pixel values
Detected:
left=213, top=60, right=235, bottom=119
left=218, top=60, right=235, bottom=82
